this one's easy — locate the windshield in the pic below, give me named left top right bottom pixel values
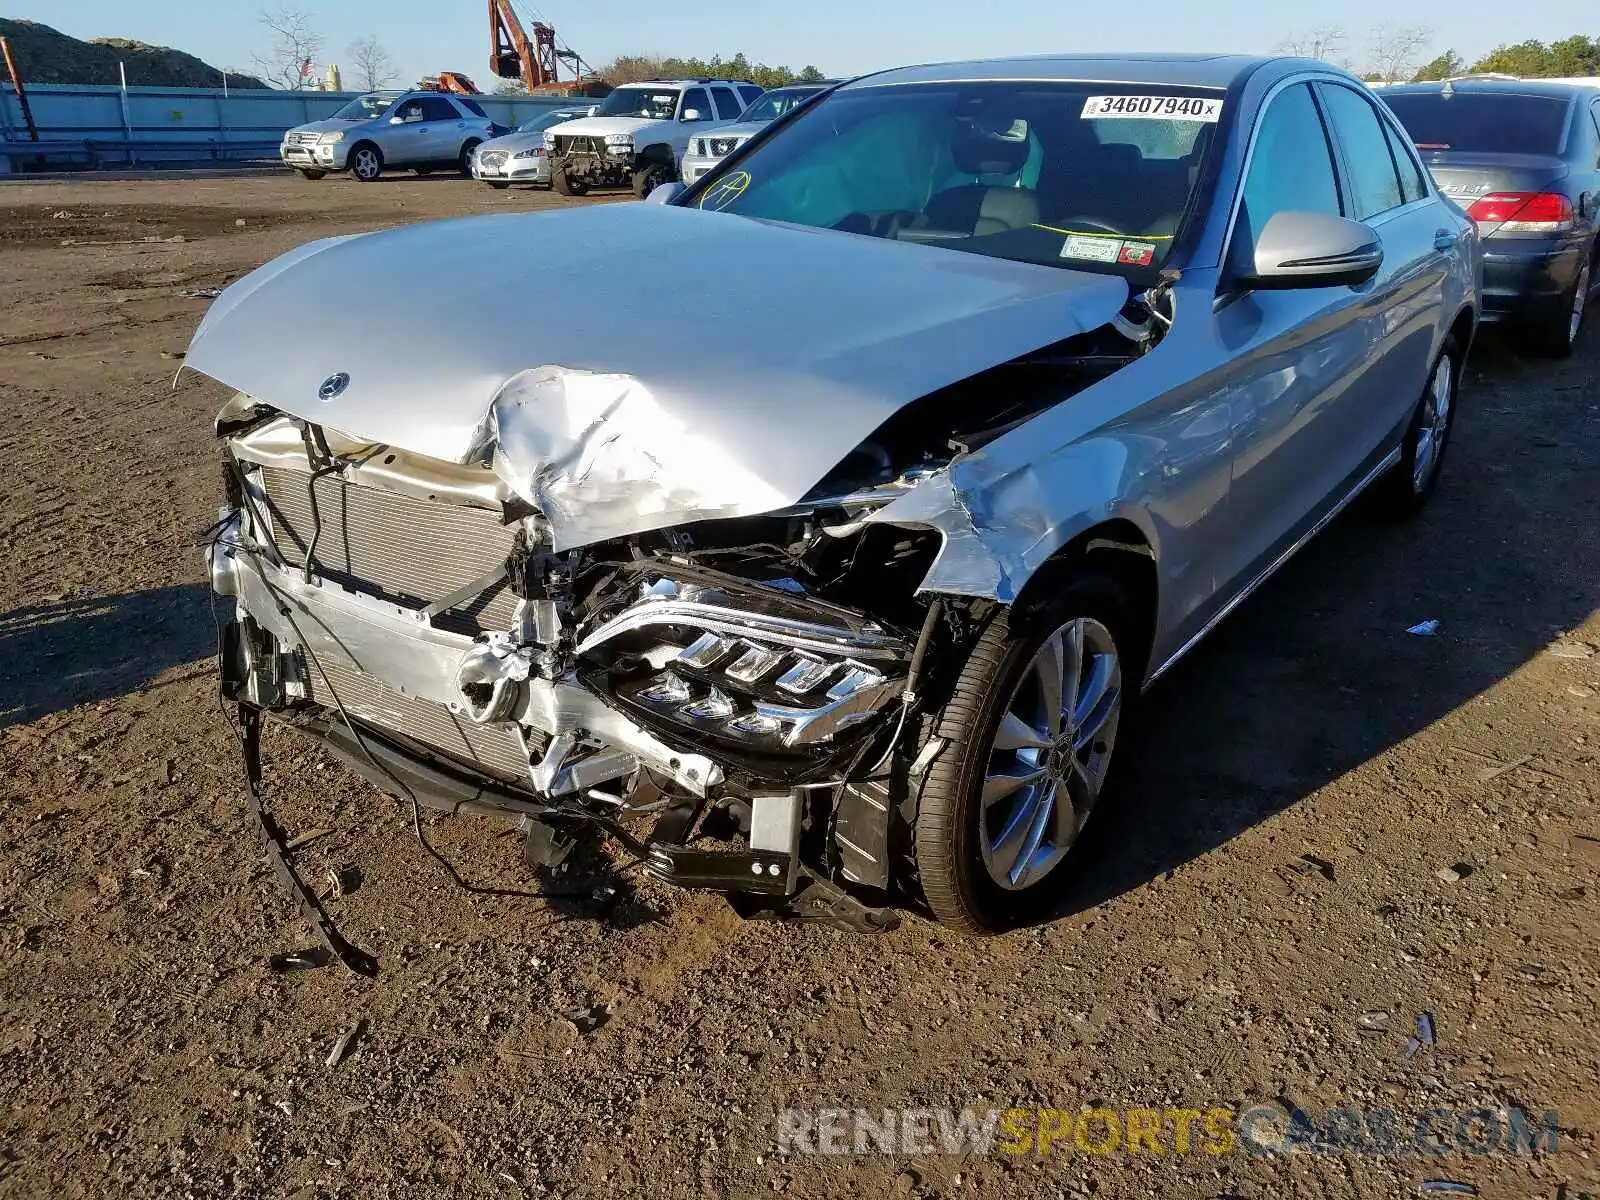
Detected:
left=596, top=88, right=679, bottom=121
left=331, top=93, right=396, bottom=121
left=740, top=87, right=822, bottom=123
left=516, top=110, right=579, bottom=134
left=1382, top=92, right=1571, bottom=155
left=694, top=82, right=1220, bottom=273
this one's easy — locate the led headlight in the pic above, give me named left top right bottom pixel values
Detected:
left=513, top=147, right=543, bottom=159
left=318, top=131, right=345, bottom=145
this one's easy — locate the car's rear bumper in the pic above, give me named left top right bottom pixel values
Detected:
left=1479, top=235, right=1589, bottom=323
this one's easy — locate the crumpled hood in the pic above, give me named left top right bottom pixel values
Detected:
left=186, top=203, right=1127, bottom=549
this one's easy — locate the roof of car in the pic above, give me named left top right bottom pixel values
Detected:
left=1382, top=76, right=1600, bottom=99
left=633, top=78, right=759, bottom=88
left=843, top=53, right=1282, bottom=91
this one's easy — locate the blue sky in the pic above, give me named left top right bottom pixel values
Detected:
left=15, top=0, right=1594, bottom=87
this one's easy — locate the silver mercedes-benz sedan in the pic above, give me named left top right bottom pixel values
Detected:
left=190, top=53, right=1478, bottom=967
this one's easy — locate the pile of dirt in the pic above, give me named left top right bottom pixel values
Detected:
left=0, top=17, right=270, bottom=90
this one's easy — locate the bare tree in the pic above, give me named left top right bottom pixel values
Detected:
left=1276, top=25, right=1349, bottom=63
left=348, top=35, right=397, bottom=91
left=1366, top=24, right=1434, bottom=84
left=253, top=4, right=324, bottom=90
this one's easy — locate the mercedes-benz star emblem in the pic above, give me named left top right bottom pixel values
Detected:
left=317, top=372, right=350, bottom=402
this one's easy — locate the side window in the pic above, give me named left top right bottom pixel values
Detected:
left=398, top=100, right=425, bottom=123
left=710, top=87, right=741, bottom=120
left=680, top=89, right=711, bottom=121
left=1318, top=84, right=1404, bottom=219
left=1592, top=102, right=1600, bottom=165
left=739, top=86, right=764, bottom=109
left=456, top=97, right=488, bottom=119
left=1236, top=83, right=1342, bottom=261
left=1380, top=116, right=1429, bottom=203
left=419, top=97, right=458, bottom=122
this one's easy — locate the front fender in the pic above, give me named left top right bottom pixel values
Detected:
left=864, top=437, right=1162, bottom=604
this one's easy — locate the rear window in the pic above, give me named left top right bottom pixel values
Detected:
left=1382, top=92, right=1570, bottom=155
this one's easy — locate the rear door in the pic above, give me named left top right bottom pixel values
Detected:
left=419, top=96, right=466, bottom=162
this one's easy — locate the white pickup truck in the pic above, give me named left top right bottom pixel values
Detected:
left=544, top=79, right=763, bottom=197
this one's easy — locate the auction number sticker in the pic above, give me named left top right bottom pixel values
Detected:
left=1081, top=95, right=1223, bottom=122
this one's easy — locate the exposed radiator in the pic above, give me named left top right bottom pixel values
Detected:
left=305, top=654, right=532, bottom=784
left=257, top=466, right=521, bottom=637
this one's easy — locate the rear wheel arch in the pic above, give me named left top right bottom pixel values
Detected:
left=1449, top=304, right=1477, bottom=359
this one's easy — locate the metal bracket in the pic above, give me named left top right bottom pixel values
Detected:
left=238, top=704, right=378, bottom=978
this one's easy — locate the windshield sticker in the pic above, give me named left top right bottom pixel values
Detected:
left=1060, top=234, right=1121, bottom=264
left=1118, top=240, right=1157, bottom=267
left=1081, top=95, right=1223, bottom=123
left=700, top=170, right=750, bottom=211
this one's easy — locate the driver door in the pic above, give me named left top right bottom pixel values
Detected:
left=1212, top=81, right=1388, bottom=597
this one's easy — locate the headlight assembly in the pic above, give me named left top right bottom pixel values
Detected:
left=318, top=131, right=345, bottom=145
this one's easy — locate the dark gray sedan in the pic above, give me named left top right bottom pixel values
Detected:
left=1383, top=77, right=1600, bottom=356
left=193, top=53, right=1479, bottom=963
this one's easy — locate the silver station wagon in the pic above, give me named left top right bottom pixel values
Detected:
left=193, top=53, right=1479, bottom=970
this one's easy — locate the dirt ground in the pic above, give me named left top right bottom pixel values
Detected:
left=0, top=169, right=1597, bottom=1200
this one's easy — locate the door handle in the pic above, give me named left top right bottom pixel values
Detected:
left=1433, top=229, right=1455, bottom=251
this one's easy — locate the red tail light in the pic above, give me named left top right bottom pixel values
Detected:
left=1464, top=192, right=1575, bottom=233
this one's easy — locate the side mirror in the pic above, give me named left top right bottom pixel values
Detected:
left=681, top=108, right=703, bottom=123
left=389, top=115, right=404, bottom=124
left=1245, top=211, right=1384, bottom=290
left=646, top=181, right=685, bottom=205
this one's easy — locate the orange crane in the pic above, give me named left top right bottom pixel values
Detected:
left=489, top=0, right=604, bottom=93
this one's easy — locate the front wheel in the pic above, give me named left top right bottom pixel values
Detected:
left=551, top=167, right=587, bottom=197
left=1370, top=335, right=1460, bottom=520
left=632, top=161, right=670, bottom=199
left=911, top=577, right=1133, bottom=934
left=347, top=143, right=383, bottom=183
left=458, top=141, right=481, bottom=177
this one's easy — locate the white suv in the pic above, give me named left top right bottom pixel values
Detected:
left=544, top=79, right=762, bottom=197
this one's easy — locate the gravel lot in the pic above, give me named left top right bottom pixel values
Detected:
left=0, top=170, right=1597, bottom=1200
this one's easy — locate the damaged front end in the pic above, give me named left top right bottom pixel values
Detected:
left=209, top=405, right=981, bottom=954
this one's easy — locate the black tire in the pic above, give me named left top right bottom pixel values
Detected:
left=1523, top=252, right=1593, bottom=359
left=486, top=181, right=511, bottom=190
left=632, top=161, right=669, bottom=199
left=458, top=140, right=482, bottom=177
left=296, top=168, right=326, bottom=180
left=912, top=574, right=1136, bottom=934
left=1369, top=334, right=1461, bottom=520
left=347, top=142, right=383, bottom=183
left=551, top=166, right=587, bottom=196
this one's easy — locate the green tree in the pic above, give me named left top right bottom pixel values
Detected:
left=598, top=51, right=829, bottom=90
left=1412, top=50, right=1465, bottom=81
left=1468, top=37, right=1600, bottom=77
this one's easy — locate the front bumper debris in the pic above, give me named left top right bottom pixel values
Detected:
left=211, top=417, right=913, bottom=961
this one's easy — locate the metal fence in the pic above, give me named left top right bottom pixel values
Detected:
left=0, top=83, right=580, bottom=171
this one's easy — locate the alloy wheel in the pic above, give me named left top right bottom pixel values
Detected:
left=980, top=617, right=1122, bottom=891
left=1412, top=353, right=1454, bottom=494
left=353, top=148, right=380, bottom=181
